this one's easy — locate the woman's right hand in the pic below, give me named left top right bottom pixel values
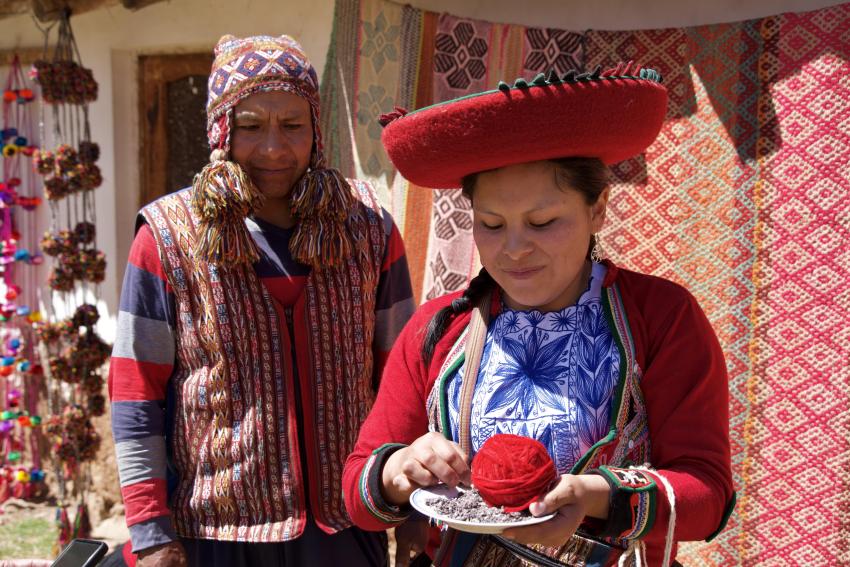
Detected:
left=136, top=541, right=188, bottom=567
left=381, top=432, right=471, bottom=506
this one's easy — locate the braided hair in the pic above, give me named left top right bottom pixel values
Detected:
left=421, top=268, right=495, bottom=364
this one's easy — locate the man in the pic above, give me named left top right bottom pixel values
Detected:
left=109, top=34, right=414, bottom=566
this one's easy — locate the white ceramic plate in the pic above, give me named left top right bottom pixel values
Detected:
left=409, top=484, right=555, bottom=535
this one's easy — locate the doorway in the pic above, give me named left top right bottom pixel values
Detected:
left=138, top=52, right=213, bottom=207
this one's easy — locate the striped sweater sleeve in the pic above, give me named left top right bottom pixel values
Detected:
left=108, top=223, right=178, bottom=553
left=372, top=210, right=415, bottom=389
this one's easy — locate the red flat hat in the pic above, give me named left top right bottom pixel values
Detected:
left=381, top=64, right=667, bottom=189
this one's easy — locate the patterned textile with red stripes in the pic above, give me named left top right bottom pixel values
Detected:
left=109, top=185, right=413, bottom=553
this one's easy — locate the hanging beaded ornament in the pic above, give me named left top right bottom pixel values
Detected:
left=31, top=12, right=107, bottom=538
left=29, top=60, right=97, bottom=105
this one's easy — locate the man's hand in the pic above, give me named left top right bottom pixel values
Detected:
left=136, top=541, right=188, bottom=567
left=393, top=515, right=430, bottom=567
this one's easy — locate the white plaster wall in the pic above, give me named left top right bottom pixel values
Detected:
left=0, top=0, right=845, bottom=340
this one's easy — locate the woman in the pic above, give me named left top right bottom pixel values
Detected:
left=343, top=66, right=735, bottom=566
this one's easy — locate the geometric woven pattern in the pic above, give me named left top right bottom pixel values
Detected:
left=732, top=9, right=850, bottom=565
left=321, top=3, right=850, bottom=562
left=523, top=28, right=583, bottom=75
left=422, top=14, right=494, bottom=300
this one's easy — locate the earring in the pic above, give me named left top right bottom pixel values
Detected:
left=590, top=234, right=604, bottom=263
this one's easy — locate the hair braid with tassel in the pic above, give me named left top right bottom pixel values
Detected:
left=422, top=268, right=495, bottom=365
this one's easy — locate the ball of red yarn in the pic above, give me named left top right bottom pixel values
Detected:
left=471, top=433, right=557, bottom=512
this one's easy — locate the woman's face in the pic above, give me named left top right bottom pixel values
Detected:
left=472, top=161, right=609, bottom=312
left=230, top=91, right=314, bottom=200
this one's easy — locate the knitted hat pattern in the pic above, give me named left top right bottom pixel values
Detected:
left=192, top=34, right=355, bottom=267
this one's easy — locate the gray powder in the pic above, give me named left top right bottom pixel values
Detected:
left=426, top=487, right=530, bottom=523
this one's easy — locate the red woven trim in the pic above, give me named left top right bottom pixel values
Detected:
left=301, top=183, right=387, bottom=530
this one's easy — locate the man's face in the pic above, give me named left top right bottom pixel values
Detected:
left=230, top=91, right=313, bottom=199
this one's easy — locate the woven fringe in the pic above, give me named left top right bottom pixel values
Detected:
left=619, top=540, right=646, bottom=567
left=290, top=167, right=357, bottom=267
left=642, top=467, right=677, bottom=567
left=190, top=158, right=265, bottom=266
left=54, top=505, right=71, bottom=556
left=73, top=501, right=92, bottom=539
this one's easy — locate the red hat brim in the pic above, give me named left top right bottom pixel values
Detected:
left=382, top=73, right=668, bottom=189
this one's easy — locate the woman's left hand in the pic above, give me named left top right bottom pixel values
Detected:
left=501, top=473, right=610, bottom=548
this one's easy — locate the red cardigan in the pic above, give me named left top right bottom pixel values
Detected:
left=343, top=262, right=735, bottom=564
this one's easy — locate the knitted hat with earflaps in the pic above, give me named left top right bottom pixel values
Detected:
left=380, top=63, right=667, bottom=189
left=193, top=34, right=355, bottom=267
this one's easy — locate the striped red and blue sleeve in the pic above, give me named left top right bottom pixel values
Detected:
left=108, top=223, right=177, bottom=553
left=373, top=211, right=415, bottom=388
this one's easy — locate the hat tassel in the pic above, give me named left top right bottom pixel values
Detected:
left=289, top=167, right=356, bottom=267
left=190, top=150, right=265, bottom=266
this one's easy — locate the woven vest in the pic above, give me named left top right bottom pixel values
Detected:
left=141, top=180, right=385, bottom=542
